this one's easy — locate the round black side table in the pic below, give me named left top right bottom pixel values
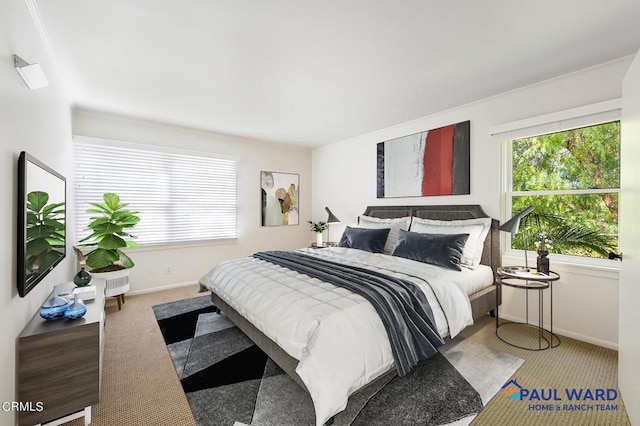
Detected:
left=495, top=267, right=561, bottom=351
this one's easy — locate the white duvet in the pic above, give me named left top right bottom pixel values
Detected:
left=199, top=247, right=485, bottom=426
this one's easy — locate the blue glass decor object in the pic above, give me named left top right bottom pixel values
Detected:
left=63, top=294, right=87, bottom=320
left=73, top=267, right=92, bottom=287
left=39, top=285, right=70, bottom=320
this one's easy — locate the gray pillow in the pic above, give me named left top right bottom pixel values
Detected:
left=338, top=226, right=390, bottom=253
left=391, top=229, right=469, bottom=271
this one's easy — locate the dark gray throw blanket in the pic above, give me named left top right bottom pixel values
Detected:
left=252, top=251, right=445, bottom=376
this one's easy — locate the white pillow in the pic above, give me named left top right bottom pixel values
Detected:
left=358, top=215, right=412, bottom=254
left=409, top=217, right=491, bottom=268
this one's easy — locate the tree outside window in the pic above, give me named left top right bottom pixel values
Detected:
left=508, top=121, right=620, bottom=258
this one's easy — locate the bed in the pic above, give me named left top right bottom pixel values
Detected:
left=199, top=204, right=501, bottom=425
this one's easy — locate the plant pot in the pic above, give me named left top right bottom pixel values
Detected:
left=316, top=232, right=323, bottom=246
left=91, top=268, right=130, bottom=310
left=90, top=269, right=130, bottom=297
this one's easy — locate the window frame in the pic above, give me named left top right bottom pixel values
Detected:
left=73, top=135, right=239, bottom=248
left=493, top=100, right=622, bottom=269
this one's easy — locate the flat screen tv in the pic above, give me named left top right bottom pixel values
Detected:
left=17, top=152, right=66, bottom=297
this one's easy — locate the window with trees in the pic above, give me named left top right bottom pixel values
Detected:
left=506, top=121, right=620, bottom=259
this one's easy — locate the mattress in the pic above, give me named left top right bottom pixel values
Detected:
left=308, top=246, right=495, bottom=296
left=199, top=246, right=489, bottom=425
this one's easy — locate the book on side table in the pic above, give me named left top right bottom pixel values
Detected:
left=73, top=284, right=97, bottom=301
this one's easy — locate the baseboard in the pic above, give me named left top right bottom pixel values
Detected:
left=127, top=281, right=199, bottom=296
left=498, top=313, right=618, bottom=351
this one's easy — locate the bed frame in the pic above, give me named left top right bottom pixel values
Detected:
left=210, top=204, right=501, bottom=411
left=360, top=204, right=501, bottom=319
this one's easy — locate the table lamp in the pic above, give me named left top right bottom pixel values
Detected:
left=325, top=207, right=340, bottom=244
left=500, top=205, right=534, bottom=270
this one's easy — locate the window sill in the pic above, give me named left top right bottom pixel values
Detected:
left=134, top=238, right=238, bottom=252
left=75, top=238, right=238, bottom=255
left=502, top=250, right=619, bottom=280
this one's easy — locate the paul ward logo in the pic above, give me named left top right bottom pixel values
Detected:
left=502, top=379, right=523, bottom=400
left=500, top=379, right=619, bottom=412
left=501, top=379, right=618, bottom=402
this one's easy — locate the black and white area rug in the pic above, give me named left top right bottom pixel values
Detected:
left=153, top=296, right=523, bottom=426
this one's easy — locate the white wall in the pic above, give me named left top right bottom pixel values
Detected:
left=619, top=49, right=640, bottom=426
left=0, top=0, right=74, bottom=423
left=72, top=110, right=313, bottom=293
left=312, top=57, right=632, bottom=348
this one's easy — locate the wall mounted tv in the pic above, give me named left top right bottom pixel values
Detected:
left=17, top=152, right=66, bottom=297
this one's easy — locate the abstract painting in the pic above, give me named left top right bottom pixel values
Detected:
left=261, top=171, right=299, bottom=226
left=376, top=120, right=470, bottom=198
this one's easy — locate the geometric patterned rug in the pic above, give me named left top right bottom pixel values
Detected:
left=153, top=295, right=524, bottom=426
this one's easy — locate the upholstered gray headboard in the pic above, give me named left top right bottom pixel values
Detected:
left=362, top=204, right=501, bottom=276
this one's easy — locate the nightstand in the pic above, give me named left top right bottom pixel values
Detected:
left=495, top=267, right=561, bottom=351
left=309, top=242, right=338, bottom=249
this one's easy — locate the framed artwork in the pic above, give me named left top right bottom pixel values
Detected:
left=261, top=171, right=299, bottom=226
left=376, top=120, right=470, bottom=198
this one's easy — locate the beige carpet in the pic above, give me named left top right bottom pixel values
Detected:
left=464, top=318, right=630, bottom=425
left=63, top=285, right=629, bottom=426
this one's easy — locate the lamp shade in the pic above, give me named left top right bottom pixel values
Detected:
left=499, top=205, right=534, bottom=234
left=325, top=207, right=340, bottom=224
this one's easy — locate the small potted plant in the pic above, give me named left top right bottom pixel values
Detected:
left=534, top=231, right=552, bottom=274
left=307, top=220, right=329, bottom=246
left=76, top=193, right=140, bottom=309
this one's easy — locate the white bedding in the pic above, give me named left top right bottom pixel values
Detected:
left=199, top=247, right=490, bottom=426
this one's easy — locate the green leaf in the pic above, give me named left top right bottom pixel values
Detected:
left=119, top=251, right=135, bottom=268
left=86, top=218, right=111, bottom=227
left=97, top=234, right=127, bottom=249
left=42, top=202, right=65, bottom=218
left=26, top=212, right=38, bottom=224
left=27, top=191, right=49, bottom=212
left=79, top=232, right=102, bottom=243
left=27, top=238, right=51, bottom=256
left=86, top=248, right=119, bottom=269
left=125, top=241, right=139, bottom=249
left=86, top=202, right=111, bottom=214
left=43, top=218, right=65, bottom=229
left=27, top=224, right=56, bottom=240
left=103, top=193, right=121, bottom=210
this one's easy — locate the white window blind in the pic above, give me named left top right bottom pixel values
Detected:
left=74, top=137, right=237, bottom=245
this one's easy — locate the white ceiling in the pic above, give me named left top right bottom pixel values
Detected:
left=35, top=0, right=640, bottom=146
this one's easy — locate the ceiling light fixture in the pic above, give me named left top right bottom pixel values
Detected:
left=14, top=55, right=49, bottom=89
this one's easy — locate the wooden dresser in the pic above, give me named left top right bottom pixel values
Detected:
left=17, top=282, right=105, bottom=425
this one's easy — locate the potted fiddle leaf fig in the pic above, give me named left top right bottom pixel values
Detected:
left=80, top=192, right=140, bottom=271
left=77, top=193, right=140, bottom=308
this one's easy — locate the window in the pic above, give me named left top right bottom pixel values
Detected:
left=74, top=137, right=237, bottom=246
left=496, top=101, right=621, bottom=259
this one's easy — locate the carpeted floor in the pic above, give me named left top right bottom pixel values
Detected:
left=62, top=284, right=630, bottom=426
left=152, top=295, right=523, bottom=426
